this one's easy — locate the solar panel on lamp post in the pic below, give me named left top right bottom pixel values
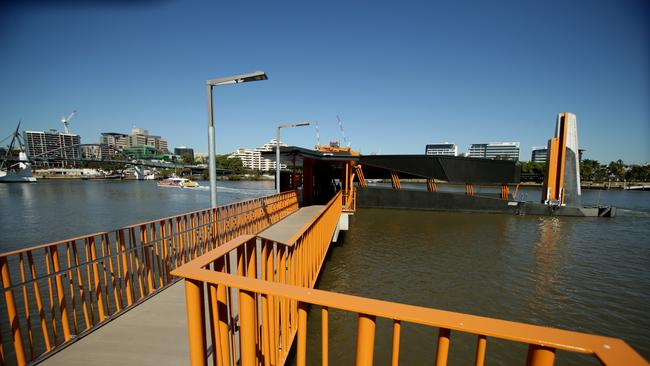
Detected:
left=276, top=122, right=310, bottom=194
left=206, top=71, right=267, bottom=208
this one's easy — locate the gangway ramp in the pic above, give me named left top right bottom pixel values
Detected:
left=258, top=205, right=325, bottom=245
left=41, top=281, right=189, bottom=366
left=36, top=201, right=338, bottom=366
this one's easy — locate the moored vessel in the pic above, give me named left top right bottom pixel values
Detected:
left=1, top=121, right=37, bottom=183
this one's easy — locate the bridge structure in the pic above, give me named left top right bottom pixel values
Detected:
left=0, top=188, right=645, bottom=366
left=3, top=143, right=230, bottom=177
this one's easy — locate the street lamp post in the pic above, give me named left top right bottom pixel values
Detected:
left=206, top=71, right=267, bottom=208
left=276, top=122, right=310, bottom=194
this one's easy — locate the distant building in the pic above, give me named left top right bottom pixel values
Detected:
left=530, top=147, right=583, bottom=163
left=24, top=129, right=81, bottom=167
left=100, top=132, right=129, bottom=157
left=257, top=139, right=286, bottom=152
left=81, top=145, right=102, bottom=160
left=99, top=128, right=169, bottom=158
left=468, top=142, right=520, bottom=161
left=230, top=148, right=262, bottom=170
left=174, top=147, right=195, bottom=163
left=100, top=132, right=129, bottom=150
left=128, top=128, right=168, bottom=153
left=531, top=147, right=547, bottom=163
left=194, top=152, right=208, bottom=164
left=425, top=143, right=458, bottom=156
left=229, top=139, right=288, bottom=171
left=122, top=145, right=158, bottom=160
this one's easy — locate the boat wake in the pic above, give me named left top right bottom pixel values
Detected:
left=184, top=185, right=275, bottom=196
left=616, top=208, right=650, bottom=218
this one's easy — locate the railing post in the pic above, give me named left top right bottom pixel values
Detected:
left=50, top=246, right=72, bottom=341
left=297, top=301, right=308, bottom=366
left=475, top=335, right=487, bottom=366
left=1, top=257, right=27, bottom=366
left=184, top=279, right=206, bottom=366
left=239, top=289, right=257, bottom=366
left=118, top=231, right=133, bottom=306
left=435, top=328, right=451, bottom=366
left=355, top=313, right=376, bottom=366
left=526, top=345, right=555, bottom=366
left=322, top=306, right=329, bottom=366
left=90, top=238, right=106, bottom=322
left=391, top=320, right=401, bottom=366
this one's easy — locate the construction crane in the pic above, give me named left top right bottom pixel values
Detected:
left=336, top=114, right=351, bottom=148
left=314, top=121, right=321, bottom=149
left=61, top=110, right=76, bottom=134
left=315, top=115, right=359, bottom=155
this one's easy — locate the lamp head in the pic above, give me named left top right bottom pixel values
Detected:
left=207, top=70, right=268, bottom=86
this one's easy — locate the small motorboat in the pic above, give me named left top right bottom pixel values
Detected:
left=157, top=177, right=199, bottom=188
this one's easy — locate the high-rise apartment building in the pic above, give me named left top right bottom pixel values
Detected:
left=425, top=143, right=458, bottom=156
left=24, top=130, right=81, bottom=167
left=468, top=142, right=520, bottom=161
left=531, top=147, right=547, bottom=163
left=229, top=139, right=288, bottom=171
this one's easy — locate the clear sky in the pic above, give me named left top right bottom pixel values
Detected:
left=1, top=0, right=648, bottom=163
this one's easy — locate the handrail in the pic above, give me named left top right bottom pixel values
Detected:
left=171, top=189, right=647, bottom=366
left=174, top=269, right=647, bottom=366
left=171, top=191, right=343, bottom=366
left=259, top=193, right=343, bottom=246
left=0, top=191, right=299, bottom=366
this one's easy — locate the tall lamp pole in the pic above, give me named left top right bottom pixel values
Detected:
left=276, top=122, right=310, bottom=194
left=206, top=71, right=267, bottom=208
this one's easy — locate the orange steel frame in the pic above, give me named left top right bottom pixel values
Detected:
left=0, top=191, right=299, bottom=366
left=465, top=183, right=475, bottom=196
left=500, top=184, right=510, bottom=200
left=427, top=178, right=438, bottom=192
left=173, top=192, right=647, bottom=366
left=543, top=112, right=569, bottom=204
left=172, top=191, right=342, bottom=366
left=341, top=161, right=363, bottom=213
left=390, top=171, right=401, bottom=190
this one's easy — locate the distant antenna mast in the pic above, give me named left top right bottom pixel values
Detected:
left=336, top=114, right=350, bottom=148
left=60, top=110, right=76, bottom=134
left=315, top=121, right=321, bottom=148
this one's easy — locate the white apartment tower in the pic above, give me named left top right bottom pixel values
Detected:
left=229, top=139, right=288, bottom=171
left=468, top=142, right=520, bottom=161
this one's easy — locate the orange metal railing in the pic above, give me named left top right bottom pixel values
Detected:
left=171, top=191, right=342, bottom=366
left=0, top=191, right=299, bottom=366
left=172, top=192, right=647, bottom=366
left=342, top=188, right=356, bottom=213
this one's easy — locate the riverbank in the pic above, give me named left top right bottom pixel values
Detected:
left=32, top=172, right=275, bottom=181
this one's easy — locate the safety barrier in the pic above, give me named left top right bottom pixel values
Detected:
left=171, top=191, right=342, bottom=366
left=172, top=193, right=646, bottom=366
left=0, top=191, right=298, bottom=366
left=342, top=188, right=356, bottom=213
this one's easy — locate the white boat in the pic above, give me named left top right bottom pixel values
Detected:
left=0, top=161, right=37, bottom=183
left=157, top=177, right=199, bottom=188
left=1, top=121, right=37, bottom=183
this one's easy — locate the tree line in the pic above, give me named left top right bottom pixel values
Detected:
left=521, top=160, right=650, bottom=182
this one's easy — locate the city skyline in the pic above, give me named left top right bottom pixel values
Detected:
left=1, top=1, right=648, bottom=164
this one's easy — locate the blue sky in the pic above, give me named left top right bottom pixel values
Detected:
left=1, top=0, right=648, bottom=163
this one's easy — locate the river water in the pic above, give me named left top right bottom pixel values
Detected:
left=1, top=181, right=648, bottom=365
